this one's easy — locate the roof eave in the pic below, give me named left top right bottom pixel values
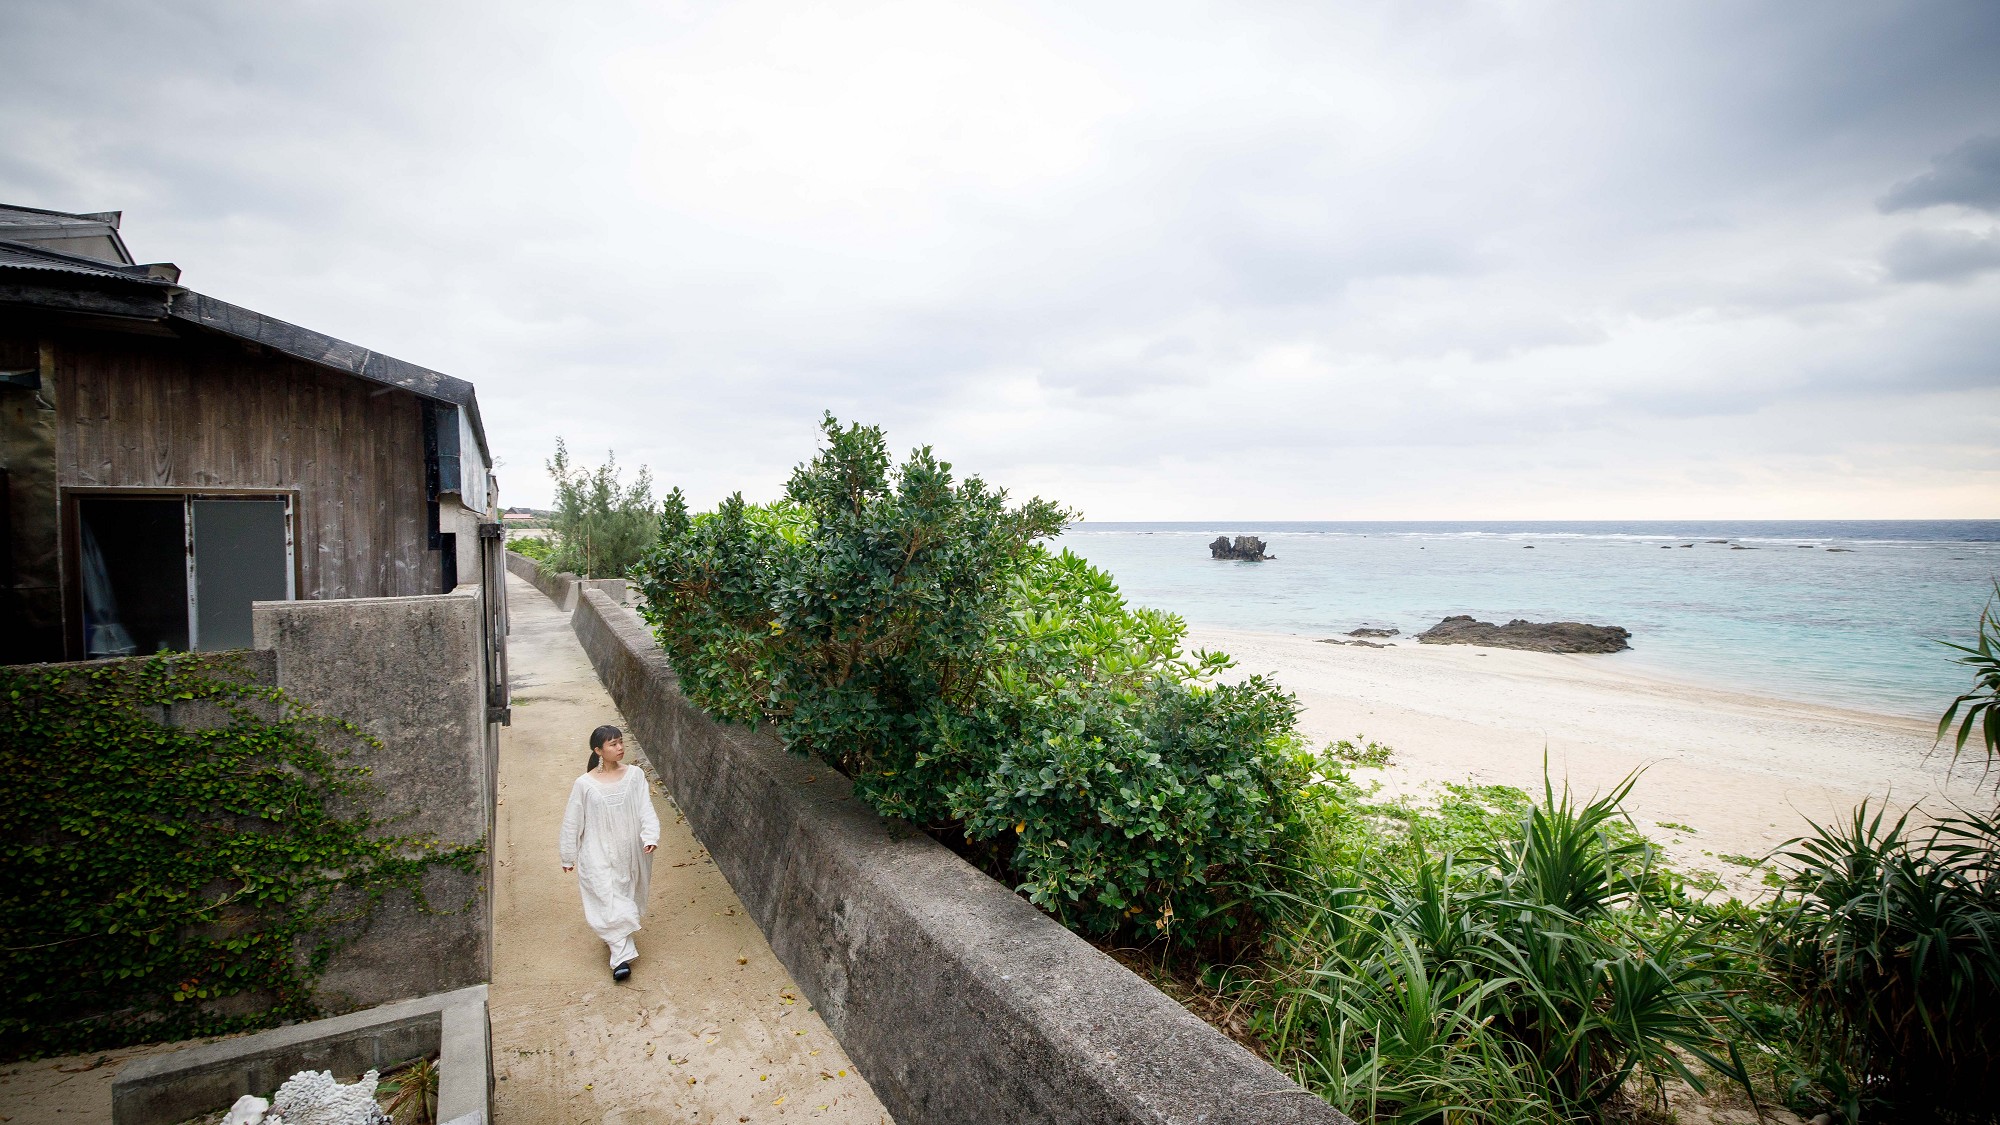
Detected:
left=0, top=260, right=492, bottom=465
left=166, top=290, right=493, bottom=462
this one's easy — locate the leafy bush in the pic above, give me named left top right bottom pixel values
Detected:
left=545, top=437, right=659, bottom=579
left=636, top=415, right=1318, bottom=947
left=0, top=655, right=479, bottom=1059
left=508, top=534, right=554, bottom=565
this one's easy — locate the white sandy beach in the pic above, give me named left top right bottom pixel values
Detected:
left=1188, top=626, right=1993, bottom=895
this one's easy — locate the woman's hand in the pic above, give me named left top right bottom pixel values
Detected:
left=643, top=844, right=657, bottom=853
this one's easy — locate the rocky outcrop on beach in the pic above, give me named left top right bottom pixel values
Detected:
left=1209, top=535, right=1274, bottom=560
left=1350, top=627, right=1399, bottom=638
left=1416, top=615, right=1631, bottom=654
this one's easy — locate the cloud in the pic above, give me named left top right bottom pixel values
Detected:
left=1879, top=134, right=2000, bottom=213
left=1, top=0, right=1996, bottom=517
left=1883, top=226, right=2000, bottom=282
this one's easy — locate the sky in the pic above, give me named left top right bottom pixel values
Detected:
left=3, top=0, right=1997, bottom=519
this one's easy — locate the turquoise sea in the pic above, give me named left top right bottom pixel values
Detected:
left=1054, top=521, right=2000, bottom=721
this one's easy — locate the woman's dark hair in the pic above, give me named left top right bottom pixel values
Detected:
left=587, top=724, right=623, bottom=771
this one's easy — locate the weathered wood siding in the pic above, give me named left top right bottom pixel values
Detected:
left=48, top=329, right=436, bottom=601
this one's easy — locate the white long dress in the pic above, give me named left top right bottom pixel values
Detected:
left=558, top=766, right=661, bottom=968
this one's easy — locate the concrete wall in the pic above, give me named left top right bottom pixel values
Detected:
left=504, top=549, right=577, bottom=609
left=113, top=985, right=491, bottom=1125
left=578, top=577, right=632, bottom=605
left=503, top=549, right=633, bottom=611
left=568, top=587, right=1351, bottom=1125
left=253, top=588, right=492, bottom=1012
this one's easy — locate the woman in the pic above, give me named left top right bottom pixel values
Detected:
left=559, top=725, right=660, bottom=981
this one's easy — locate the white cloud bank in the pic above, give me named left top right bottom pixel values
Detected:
left=2, top=0, right=1996, bottom=518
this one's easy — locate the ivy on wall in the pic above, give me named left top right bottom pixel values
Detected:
left=0, top=654, right=482, bottom=1060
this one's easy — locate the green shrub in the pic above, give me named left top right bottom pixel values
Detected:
left=545, top=438, right=659, bottom=579
left=1763, top=804, right=2000, bottom=1123
left=1258, top=773, right=1753, bottom=1123
left=635, top=414, right=1318, bottom=947
left=1748, top=585, right=2000, bottom=1123
left=0, top=655, right=480, bottom=1059
left=508, top=534, right=554, bottom=565
left=1938, top=579, right=2000, bottom=773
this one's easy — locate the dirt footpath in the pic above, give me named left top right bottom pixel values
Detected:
left=0, top=1042, right=186, bottom=1123
left=492, top=572, right=889, bottom=1124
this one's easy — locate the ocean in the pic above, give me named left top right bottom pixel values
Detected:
left=1052, top=521, right=2000, bottom=721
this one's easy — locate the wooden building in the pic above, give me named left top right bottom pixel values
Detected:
left=0, top=204, right=507, bottom=701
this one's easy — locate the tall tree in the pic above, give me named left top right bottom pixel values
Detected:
left=545, top=438, right=659, bottom=579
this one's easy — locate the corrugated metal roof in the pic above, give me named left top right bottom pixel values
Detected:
left=0, top=236, right=491, bottom=463
left=0, top=240, right=169, bottom=283
left=0, top=204, right=121, bottom=232
left=0, top=204, right=135, bottom=265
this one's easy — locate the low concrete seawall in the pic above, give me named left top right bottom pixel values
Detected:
left=505, top=549, right=578, bottom=609
left=504, top=550, right=634, bottom=611
left=568, top=587, right=1350, bottom=1125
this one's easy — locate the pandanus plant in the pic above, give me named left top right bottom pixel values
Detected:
left=1762, top=584, right=2000, bottom=1123
left=1265, top=772, right=1751, bottom=1124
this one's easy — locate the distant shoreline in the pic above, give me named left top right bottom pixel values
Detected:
left=1072, top=518, right=2000, bottom=539
left=1187, top=624, right=1985, bottom=897
left=1240, top=623, right=1937, bottom=723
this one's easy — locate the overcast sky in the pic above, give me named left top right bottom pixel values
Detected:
left=4, top=1, right=1997, bottom=518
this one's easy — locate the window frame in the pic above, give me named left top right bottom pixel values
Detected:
left=61, top=487, right=299, bottom=659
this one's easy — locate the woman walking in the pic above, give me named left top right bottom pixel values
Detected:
left=559, top=725, right=660, bottom=981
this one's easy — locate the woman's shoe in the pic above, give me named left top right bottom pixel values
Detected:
left=612, top=961, right=632, bottom=982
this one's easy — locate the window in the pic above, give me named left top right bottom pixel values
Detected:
left=75, top=494, right=294, bottom=656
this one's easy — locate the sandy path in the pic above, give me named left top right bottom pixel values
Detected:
left=0, top=1042, right=190, bottom=1123
left=491, top=573, right=889, bottom=1124
left=1190, top=626, right=1991, bottom=895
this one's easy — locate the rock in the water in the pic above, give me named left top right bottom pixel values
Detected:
left=1416, top=615, right=1631, bottom=654
left=1209, top=535, right=1274, bottom=560
left=1349, top=627, right=1399, bottom=638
